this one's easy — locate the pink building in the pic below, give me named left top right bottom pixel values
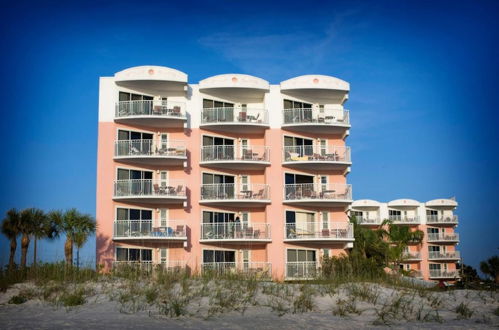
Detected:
left=96, top=65, right=353, bottom=280
left=351, top=198, right=460, bottom=282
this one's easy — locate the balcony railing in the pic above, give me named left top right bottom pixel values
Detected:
left=388, top=216, right=420, bottom=224
left=428, top=251, right=461, bottom=260
left=284, top=183, right=352, bottom=201
left=285, top=261, right=318, bottom=279
left=115, top=100, right=186, bottom=119
left=357, top=217, right=382, bottom=225
left=426, top=215, right=458, bottom=225
left=201, top=145, right=270, bottom=162
left=113, top=220, right=186, bottom=239
left=429, top=270, right=459, bottom=279
left=283, top=145, right=351, bottom=163
left=285, top=222, right=353, bottom=240
left=201, top=222, right=271, bottom=241
left=201, top=183, right=270, bottom=201
left=427, top=232, right=460, bottom=242
left=115, top=139, right=187, bottom=158
left=201, top=262, right=272, bottom=277
left=114, top=179, right=186, bottom=198
left=283, top=108, right=350, bottom=125
left=112, top=260, right=186, bottom=272
left=201, top=107, right=268, bottom=125
left=403, top=252, right=421, bottom=260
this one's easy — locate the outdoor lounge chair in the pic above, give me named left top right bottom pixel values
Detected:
left=238, top=111, right=247, bottom=122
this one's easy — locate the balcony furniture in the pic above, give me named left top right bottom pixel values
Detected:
left=243, top=149, right=253, bottom=160
left=324, top=116, right=335, bottom=123
left=171, top=106, right=181, bottom=116
left=253, top=229, right=260, bottom=238
left=240, top=190, right=253, bottom=199
left=175, top=225, right=184, bottom=237
left=322, top=229, right=330, bottom=237
left=153, top=106, right=162, bottom=115
left=259, top=151, right=267, bottom=161
left=238, top=112, right=247, bottom=122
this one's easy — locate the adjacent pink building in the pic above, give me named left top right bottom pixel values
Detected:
left=351, top=198, right=461, bottom=282
left=96, top=65, right=354, bottom=280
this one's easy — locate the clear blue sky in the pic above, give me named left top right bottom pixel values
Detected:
left=1, top=0, right=498, bottom=272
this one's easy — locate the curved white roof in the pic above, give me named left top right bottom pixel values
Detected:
left=426, top=199, right=458, bottom=207
left=280, top=75, right=349, bottom=92
left=387, top=199, right=420, bottom=207
left=114, top=65, right=188, bottom=83
left=199, top=74, right=269, bottom=91
left=352, top=199, right=381, bottom=207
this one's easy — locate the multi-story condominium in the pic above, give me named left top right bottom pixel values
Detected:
left=96, top=65, right=354, bottom=281
left=351, top=198, right=460, bottom=282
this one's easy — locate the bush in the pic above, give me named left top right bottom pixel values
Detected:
left=8, top=295, right=28, bottom=304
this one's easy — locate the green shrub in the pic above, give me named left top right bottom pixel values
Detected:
left=455, top=302, right=473, bottom=319
left=8, top=294, right=28, bottom=304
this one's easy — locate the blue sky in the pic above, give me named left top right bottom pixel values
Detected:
left=0, top=0, right=498, bottom=272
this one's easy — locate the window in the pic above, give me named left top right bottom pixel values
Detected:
left=322, top=212, right=329, bottom=229
left=242, top=250, right=250, bottom=271
left=283, top=136, right=314, bottom=157
left=116, top=208, right=152, bottom=221
left=160, top=209, right=168, bottom=227
left=203, top=99, right=234, bottom=109
left=351, top=210, right=363, bottom=219
left=287, top=249, right=316, bottom=262
left=427, top=227, right=439, bottom=234
left=160, top=171, right=168, bottom=187
left=428, top=245, right=440, bottom=252
left=119, top=92, right=153, bottom=102
left=323, top=248, right=330, bottom=258
left=116, top=247, right=152, bottom=262
left=283, top=99, right=312, bottom=109
left=241, top=212, right=249, bottom=227
left=160, top=248, right=168, bottom=264
left=429, top=263, right=441, bottom=271
left=241, top=175, right=249, bottom=191
left=202, top=211, right=235, bottom=223
left=388, top=209, right=401, bottom=220
left=203, top=250, right=236, bottom=263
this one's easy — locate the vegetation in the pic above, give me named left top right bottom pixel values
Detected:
left=480, top=255, right=499, bottom=284
left=1, top=209, right=22, bottom=270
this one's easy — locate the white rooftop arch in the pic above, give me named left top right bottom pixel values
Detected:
left=280, top=75, right=350, bottom=104
left=199, top=74, right=269, bottom=101
left=387, top=199, right=421, bottom=207
left=426, top=199, right=458, bottom=207
left=114, top=65, right=188, bottom=95
left=352, top=199, right=381, bottom=208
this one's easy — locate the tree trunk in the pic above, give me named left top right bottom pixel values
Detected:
left=495, top=273, right=499, bottom=284
left=33, top=237, right=38, bottom=267
left=8, top=238, right=17, bottom=270
left=64, top=237, right=73, bottom=266
left=20, top=234, right=30, bottom=269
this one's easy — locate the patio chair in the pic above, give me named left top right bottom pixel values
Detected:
left=175, top=185, right=184, bottom=195
left=321, top=229, right=330, bottom=237
left=259, top=151, right=267, bottom=161
left=131, top=147, right=141, bottom=155
left=243, top=148, right=253, bottom=160
left=153, top=106, right=162, bottom=115
left=153, top=184, right=162, bottom=195
left=253, top=189, right=265, bottom=199
left=245, top=227, right=254, bottom=238
left=238, top=111, right=247, bottom=122
left=253, top=229, right=260, bottom=239
left=175, top=225, right=185, bottom=237
left=313, top=153, right=326, bottom=161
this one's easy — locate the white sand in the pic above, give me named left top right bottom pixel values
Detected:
left=0, top=281, right=498, bottom=329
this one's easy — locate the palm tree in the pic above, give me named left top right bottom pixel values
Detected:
left=480, top=255, right=499, bottom=283
left=379, top=220, right=424, bottom=273
left=49, top=209, right=96, bottom=266
left=31, top=211, right=58, bottom=267
left=1, top=209, right=22, bottom=270
left=349, top=216, right=388, bottom=268
left=18, top=208, right=44, bottom=269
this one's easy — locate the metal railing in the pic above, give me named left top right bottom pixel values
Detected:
left=201, top=222, right=271, bottom=240
left=285, top=261, right=318, bottom=279
left=201, top=145, right=270, bottom=162
left=114, top=179, right=186, bottom=198
left=427, top=232, right=459, bottom=242
left=284, top=183, right=352, bottom=201
left=283, top=108, right=350, bottom=125
left=429, top=270, right=459, bottom=278
left=112, top=260, right=186, bottom=272
left=201, top=183, right=270, bottom=201
left=284, top=222, right=353, bottom=240
left=388, top=215, right=420, bottom=224
left=113, top=220, right=187, bottom=239
left=357, top=217, right=382, bottom=225
left=201, top=107, right=268, bottom=125
left=426, top=215, right=458, bottom=224
left=403, top=252, right=421, bottom=260
left=201, top=262, right=272, bottom=277
left=428, top=251, right=461, bottom=259
left=283, top=145, right=350, bottom=163
left=115, top=139, right=187, bottom=158
left=115, top=100, right=186, bottom=118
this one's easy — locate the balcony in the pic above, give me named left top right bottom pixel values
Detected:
left=403, top=252, right=422, bottom=261
left=201, top=262, right=272, bottom=278
left=284, top=222, right=354, bottom=243
left=283, top=145, right=351, bottom=170
left=388, top=215, right=420, bottom=225
left=114, top=100, right=187, bottom=128
left=426, top=215, right=458, bottom=225
left=113, top=179, right=187, bottom=205
left=200, top=145, right=270, bottom=170
left=282, top=108, right=350, bottom=134
left=283, top=183, right=352, bottom=207
left=429, top=270, right=459, bottom=279
left=200, top=183, right=271, bottom=207
left=113, top=220, right=187, bottom=242
left=112, top=260, right=187, bottom=272
left=285, top=262, right=318, bottom=280
left=428, top=251, right=461, bottom=261
left=427, top=232, right=459, bottom=243
left=200, top=223, right=271, bottom=244
left=114, top=139, right=187, bottom=166
left=357, top=217, right=382, bottom=225
left=200, top=108, right=269, bottom=133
